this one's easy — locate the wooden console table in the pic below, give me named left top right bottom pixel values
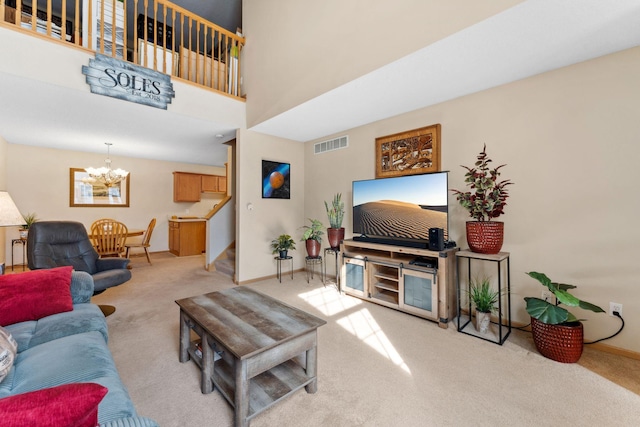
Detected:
left=176, top=287, right=326, bottom=427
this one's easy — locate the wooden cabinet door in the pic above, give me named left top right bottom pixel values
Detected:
left=201, top=175, right=218, bottom=192
left=201, top=175, right=226, bottom=193
left=173, top=172, right=201, bottom=202
left=169, top=221, right=180, bottom=255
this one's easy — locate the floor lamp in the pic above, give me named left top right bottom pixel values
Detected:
left=0, top=192, right=25, bottom=275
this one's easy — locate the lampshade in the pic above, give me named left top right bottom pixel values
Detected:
left=0, top=191, right=25, bottom=227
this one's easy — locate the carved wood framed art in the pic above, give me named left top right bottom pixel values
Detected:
left=375, top=124, right=441, bottom=178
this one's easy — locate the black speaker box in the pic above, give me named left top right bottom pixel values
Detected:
left=428, top=228, right=444, bottom=251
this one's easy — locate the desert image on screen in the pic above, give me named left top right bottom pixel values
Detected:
left=352, top=172, right=448, bottom=241
left=353, top=201, right=446, bottom=240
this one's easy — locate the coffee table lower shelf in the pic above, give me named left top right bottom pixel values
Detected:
left=187, top=343, right=314, bottom=421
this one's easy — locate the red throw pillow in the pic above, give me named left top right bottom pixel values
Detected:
left=0, top=382, right=108, bottom=427
left=0, top=266, right=74, bottom=326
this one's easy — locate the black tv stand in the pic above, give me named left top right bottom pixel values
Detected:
left=353, top=235, right=429, bottom=249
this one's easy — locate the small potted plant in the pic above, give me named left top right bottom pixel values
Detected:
left=270, top=234, right=296, bottom=258
left=467, top=276, right=500, bottom=334
left=451, top=144, right=513, bottom=254
left=524, top=271, right=605, bottom=363
left=19, top=212, right=38, bottom=239
left=300, top=218, right=324, bottom=258
left=325, top=193, right=345, bottom=250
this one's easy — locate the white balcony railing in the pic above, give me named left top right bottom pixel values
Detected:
left=0, top=0, right=245, bottom=98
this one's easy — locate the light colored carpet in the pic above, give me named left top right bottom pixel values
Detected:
left=93, top=253, right=640, bottom=426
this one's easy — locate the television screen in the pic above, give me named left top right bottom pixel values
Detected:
left=352, top=171, right=448, bottom=245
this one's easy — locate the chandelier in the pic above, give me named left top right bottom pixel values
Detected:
left=85, top=143, right=129, bottom=187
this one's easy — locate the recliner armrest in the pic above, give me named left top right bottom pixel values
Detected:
left=95, top=258, right=130, bottom=272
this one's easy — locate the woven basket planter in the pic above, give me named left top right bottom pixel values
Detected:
left=530, top=316, right=584, bottom=363
left=466, top=221, right=504, bottom=254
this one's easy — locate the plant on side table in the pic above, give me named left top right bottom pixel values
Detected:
left=325, top=193, right=345, bottom=250
left=301, top=218, right=324, bottom=258
left=524, top=271, right=605, bottom=363
left=451, top=144, right=513, bottom=254
left=468, top=276, right=500, bottom=334
left=19, top=212, right=38, bottom=239
left=270, top=234, right=296, bottom=258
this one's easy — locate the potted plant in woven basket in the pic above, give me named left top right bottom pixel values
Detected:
left=451, top=144, right=512, bottom=254
left=524, top=271, right=605, bottom=363
left=325, top=193, right=345, bottom=250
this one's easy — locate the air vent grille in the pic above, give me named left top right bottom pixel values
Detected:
left=314, top=136, right=348, bottom=154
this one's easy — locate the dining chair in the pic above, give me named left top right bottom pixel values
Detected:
left=125, top=218, right=156, bottom=264
left=91, top=219, right=129, bottom=257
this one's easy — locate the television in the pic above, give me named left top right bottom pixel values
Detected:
left=352, top=171, right=449, bottom=248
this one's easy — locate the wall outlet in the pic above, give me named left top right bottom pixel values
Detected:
left=609, top=302, right=622, bottom=317
left=541, top=290, right=552, bottom=302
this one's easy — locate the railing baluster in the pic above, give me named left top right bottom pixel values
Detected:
left=133, top=0, right=138, bottom=64
left=111, top=0, right=116, bottom=57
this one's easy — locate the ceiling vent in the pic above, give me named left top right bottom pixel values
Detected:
left=314, top=136, right=348, bottom=154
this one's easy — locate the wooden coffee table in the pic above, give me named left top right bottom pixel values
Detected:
left=176, top=287, right=326, bottom=427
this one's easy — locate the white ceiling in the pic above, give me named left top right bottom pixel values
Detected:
left=1, top=0, right=639, bottom=165
left=250, top=0, right=640, bottom=142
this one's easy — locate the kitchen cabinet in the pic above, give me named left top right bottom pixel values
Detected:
left=201, top=175, right=226, bottom=193
left=169, top=220, right=205, bottom=256
left=173, top=172, right=202, bottom=202
left=174, top=171, right=226, bottom=202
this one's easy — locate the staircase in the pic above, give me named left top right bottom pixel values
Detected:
left=213, top=243, right=235, bottom=280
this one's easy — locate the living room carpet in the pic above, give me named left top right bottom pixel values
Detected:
left=93, top=253, right=640, bottom=426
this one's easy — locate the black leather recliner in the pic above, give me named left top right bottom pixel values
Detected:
left=27, top=221, right=131, bottom=294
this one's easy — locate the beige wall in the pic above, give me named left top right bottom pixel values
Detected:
left=235, top=129, right=304, bottom=283
left=0, top=137, right=7, bottom=267
left=4, top=144, right=225, bottom=260
left=243, top=0, right=522, bottom=127
left=303, top=46, right=640, bottom=353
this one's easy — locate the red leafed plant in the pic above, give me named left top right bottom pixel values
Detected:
left=451, top=144, right=513, bottom=221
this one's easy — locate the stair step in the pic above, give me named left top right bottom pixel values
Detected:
left=214, top=258, right=235, bottom=278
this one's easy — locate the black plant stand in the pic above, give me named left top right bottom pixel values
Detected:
left=456, top=250, right=511, bottom=345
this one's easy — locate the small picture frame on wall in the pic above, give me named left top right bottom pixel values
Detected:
left=375, top=124, right=441, bottom=178
left=262, top=160, right=290, bottom=199
left=69, top=168, right=130, bottom=207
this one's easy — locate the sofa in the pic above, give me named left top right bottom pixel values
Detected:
left=0, top=266, right=157, bottom=426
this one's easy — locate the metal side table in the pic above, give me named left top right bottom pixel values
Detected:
left=274, top=256, right=293, bottom=283
left=12, top=238, right=27, bottom=271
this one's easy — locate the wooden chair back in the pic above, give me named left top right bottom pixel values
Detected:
left=91, top=219, right=128, bottom=257
left=142, top=218, right=157, bottom=246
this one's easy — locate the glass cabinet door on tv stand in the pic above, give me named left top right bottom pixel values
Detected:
left=400, top=266, right=438, bottom=321
left=342, top=255, right=366, bottom=298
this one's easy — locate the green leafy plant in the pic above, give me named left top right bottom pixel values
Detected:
left=21, top=212, right=38, bottom=229
left=468, top=276, right=500, bottom=313
left=270, top=234, right=296, bottom=254
left=451, top=144, right=513, bottom=221
left=301, top=218, right=324, bottom=242
left=324, top=193, right=345, bottom=229
left=524, top=272, right=605, bottom=325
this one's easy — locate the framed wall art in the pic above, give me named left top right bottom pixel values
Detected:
left=262, top=160, right=290, bottom=199
left=69, top=168, right=130, bottom=207
left=375, top=124, right=441, bottom=178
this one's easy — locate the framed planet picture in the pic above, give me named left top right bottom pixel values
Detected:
left=262, top=160, right=290, bottom=199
